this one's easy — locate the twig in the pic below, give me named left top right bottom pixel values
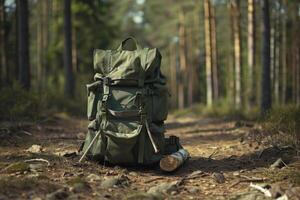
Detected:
left=208, top=148, right=219, bottom=159
left=144, top=177, right=165, bottom=183
left=229, top=178, right=267, bottom=188
left=20, top=130, right=32, bottom=136
left=24, top=158, right=50, bottom=166
left=240, top=175, right=266, bottom=181
left=249, top=183, right=272, bottom=197
left=230, top=175, right=268, bottom=188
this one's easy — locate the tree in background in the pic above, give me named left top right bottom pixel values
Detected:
left=247, top=0, right=255, bottom=107
left=261, top=0, right=271, bottom=114
left=229, top=0, right=242, bottom=109
left=178, top=9, right=187, bottom=109
left=63, top=0, right=74, bottom=98
left=204, top=0, right=213, bottom=107
left=281, top=0, right=287, bottom=104
left=0, top=0, right=7, bottom=86
left=17, top=0, right=30, bottom=90
left=210, top=1, right=218, bottom=102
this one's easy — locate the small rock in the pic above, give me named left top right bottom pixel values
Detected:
left=29, top=163, right=45, bottom=172
left=129, top=172, right=138, bottom=176
left=212, top=172, right=226, bottom=184
left=233, top=172, right=240, bottom=176
left=71, top=182, right=91, bottom=193
left=147, top=181, right=177, bottom=194
left=26, top=144, right=43, bottom=153
left=46, top=188, right=69, bottom=200
left=188, top=187, right=199, bottom=194
left=100, top=175, right=129, bottom=188
left=86, top=174, right=101, bottom=182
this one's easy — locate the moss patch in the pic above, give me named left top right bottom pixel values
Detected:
left=66, top=177, right=87, bottom=186
left=2, top=162, right=30, bottom=173
left=263, top=167, right=300, bottom=186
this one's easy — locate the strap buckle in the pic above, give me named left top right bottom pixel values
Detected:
left=103, top=77, right=110, bottom=85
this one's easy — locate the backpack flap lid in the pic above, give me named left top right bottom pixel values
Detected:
left=93, top=38, right=163, bottom=85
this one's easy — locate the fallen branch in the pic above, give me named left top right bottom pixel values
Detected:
left=229, top=177, right=267, bottom=188
left=159, top=149, right=189, bottom=172
left=249, top=183, right=272, bottom=197
left=24, top=158, right=50, bottom=166
left=144, top=177, right=165, bottom=183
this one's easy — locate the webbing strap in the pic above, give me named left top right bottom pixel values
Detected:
left=137, top=91, right=146, bottom=164
left=137, top=48, right=148, bottom=88
left=99, top=77, right=110, bottom=155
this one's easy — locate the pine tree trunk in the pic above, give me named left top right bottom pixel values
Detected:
left=270, top=16, right=275, bottom=96
left=42, top=0, right=49, bottom=90
left=178, top=10, right=187, bottom=109
left=228, top=2, right=235, bottom=106
left=247, top=0, right=255, bottom=107
left=296, top=44, right=300, bottom=106
left=210, top=4, right=218, bottom=101
left=261, top=0, right=271, bottom=114
left=274, top=5, right=280, bottom=105
left=169, top=42, right=177, bottom=109
left=187, top=26, right=194, bottom=105
left=281, top=1, right=287, bottom=104
left=230, top=0, right=242, bottom=109
left=0, top=0, right=7, bottom=86
left=17, top=0, right=30, bottom=90
left=37, top=0, right=43, bottom=92
left=63, top=0, right=74, bottom=97
left=204, top=0, right=213, bottom=107
left=72, top=25, right=77, bottom=73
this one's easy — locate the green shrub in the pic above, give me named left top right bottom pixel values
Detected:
left=0, top=83, right=42, bottom=121
left=171, top=99, right=259, bottom=120
left=262, top=105, right=300, bottom=149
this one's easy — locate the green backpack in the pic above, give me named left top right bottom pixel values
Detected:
left=81, top=37, right=175, bottom=165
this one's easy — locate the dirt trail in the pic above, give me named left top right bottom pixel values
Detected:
left=0, top=115, right=299, bottom=200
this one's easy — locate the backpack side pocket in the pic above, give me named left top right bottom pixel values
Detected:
left=87, top=81, right=102, bottom=121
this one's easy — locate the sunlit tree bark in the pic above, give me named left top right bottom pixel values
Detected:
left=210, top=3, right=218, bottom=101
left=229, top=0, right=242, bottom=109
left=247, top=0, right=255, bottom=107
left=204, top=0, right=213, bottom=107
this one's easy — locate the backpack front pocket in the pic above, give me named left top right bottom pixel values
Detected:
left=104, top=122, right=142, bottom=164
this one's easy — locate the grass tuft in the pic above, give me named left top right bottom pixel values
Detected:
left=262, top=105, right=300, bottom=150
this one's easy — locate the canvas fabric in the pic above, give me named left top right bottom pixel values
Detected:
left=81, top=37, right=178, bottom=165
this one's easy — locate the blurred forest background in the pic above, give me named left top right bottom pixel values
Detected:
left=0, top=0, right=299, bottom=122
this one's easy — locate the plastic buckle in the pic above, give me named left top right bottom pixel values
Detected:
left=103, top=77, right=110, bottom=85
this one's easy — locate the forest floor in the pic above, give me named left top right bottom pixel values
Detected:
left=0, top=115, right=300, bottom=200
